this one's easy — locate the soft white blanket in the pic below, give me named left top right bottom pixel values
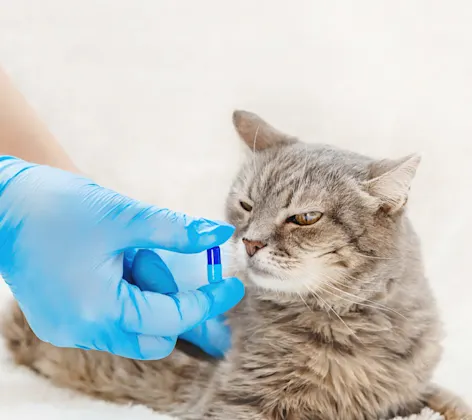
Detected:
left=390, top=410, right=444, bottom=420
left=0, top=1, right=470, bottom=419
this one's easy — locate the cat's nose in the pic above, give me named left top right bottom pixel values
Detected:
left=242, top=238, right=267, bottom=257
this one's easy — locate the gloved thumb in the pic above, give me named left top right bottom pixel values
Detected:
left=132, top=249, right=178, bottom=294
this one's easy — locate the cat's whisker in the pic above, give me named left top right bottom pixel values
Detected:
left=340, top=273, right=384, bottom=292
left=327, top=276, right=382, bottom=295
left=318, top=276, right=407, bottom=320
left=317, top=283, right=379, bottom=313
left=352, top=252, right=393, bottom=261
left=341, top=272, right=376, bottom=286
left=296, top=291, right=312, bottom=312
left=300, top=280, right=330, bottom=312
left=293, top=266, right=382, bottom=294
left=319, top=273, right=388, bottom=304
left=301, top=281, right=362, bottom=343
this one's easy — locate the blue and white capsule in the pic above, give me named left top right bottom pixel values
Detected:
left=207, top=246, right=222, bottom=283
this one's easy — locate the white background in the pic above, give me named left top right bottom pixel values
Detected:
left=0, top=1, right=470, bottom=418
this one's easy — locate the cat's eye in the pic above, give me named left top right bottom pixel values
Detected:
left=286, top=211, right=323, bottom=226
left=240, top=201, right=253, bottom=212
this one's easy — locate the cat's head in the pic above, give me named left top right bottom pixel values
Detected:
left=226, top=110, right=420, bottom=301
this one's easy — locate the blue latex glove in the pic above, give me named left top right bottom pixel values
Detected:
left=0, top=156, right=244, bottom=360
left=124, top=248, right=232, bottom=357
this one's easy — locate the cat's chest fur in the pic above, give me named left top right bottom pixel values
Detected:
left=219, top=294, right=441, bottom=420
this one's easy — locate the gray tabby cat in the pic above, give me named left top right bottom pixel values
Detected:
left=2, top=111, right=470, bottom=419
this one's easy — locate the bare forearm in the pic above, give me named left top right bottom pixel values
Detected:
left=0, top=67, right=78, bottom=173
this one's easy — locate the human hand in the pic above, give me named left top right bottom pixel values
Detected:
left=124, top=248, right=233, bottom=358
left=0, top=156, right=244, bottom=360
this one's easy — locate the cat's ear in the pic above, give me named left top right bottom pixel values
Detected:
left=232, top=110, right=296, bottom=151
left=363, top=154, right=421, bottom=213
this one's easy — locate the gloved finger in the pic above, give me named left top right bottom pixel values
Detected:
left=179, top=315, right=231, bottom=358
left=134, top=334, right=177, bottom=360
left=120, top=202, right=235, bottom=253
left=132, top=249, right=178, bottom=294
left=103, top=329, right=177, bottom=360
left=117, top=277, right=244, bottom=337
left=47, top=325, right=178, bottom=361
